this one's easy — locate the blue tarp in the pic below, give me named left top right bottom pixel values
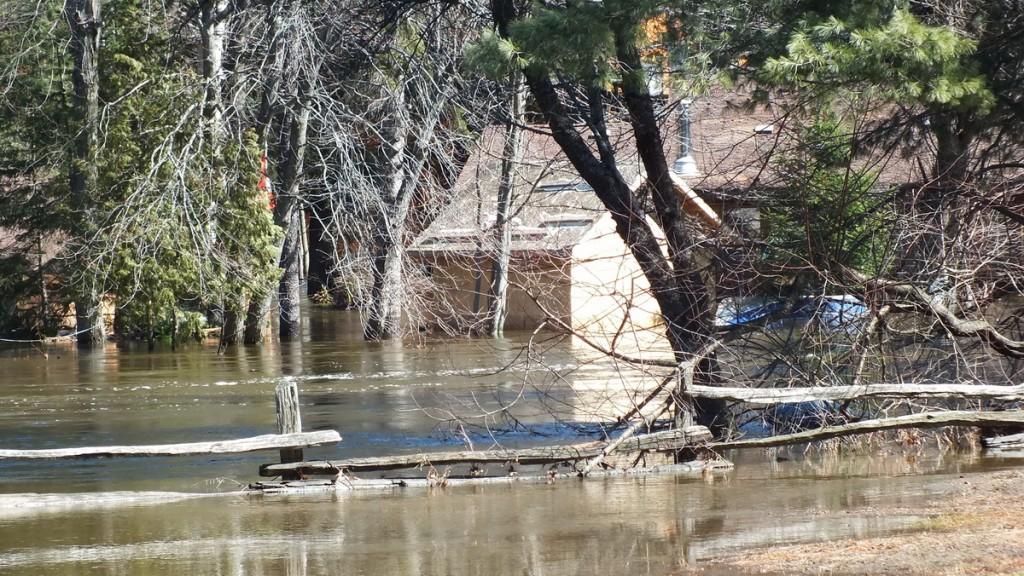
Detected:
left=716, top=295, right=868, bottom=331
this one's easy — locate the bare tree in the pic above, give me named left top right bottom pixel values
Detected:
left=485, top=70, right=525, bottom=337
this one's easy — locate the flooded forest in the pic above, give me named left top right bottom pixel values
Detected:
left=1, top=0, right=1023, bottom=574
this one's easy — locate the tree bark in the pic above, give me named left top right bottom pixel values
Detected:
left=364, top=233, right=404, bottom=339
left=276, top=86, right=312, bottom=341
left=200, top=0, right=229, bottom=146
left=486, top=70, right=525, bottom=337
left=219, top=304, right=244, bottom=351
left=65, top=0, right=106, bottom=347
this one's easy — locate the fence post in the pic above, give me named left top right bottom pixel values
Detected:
left=275, top=381, right=303, bottom=480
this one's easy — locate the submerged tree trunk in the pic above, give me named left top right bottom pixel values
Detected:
left=65, top=0, right=106, bottom=347
left=243, top=18, right=312, bottom=343
left=242, top=294, right=272, bottom=345
left=486, top=71, right=525, bottom=337
left=364, top=234, right=404, bottom=340
left=363, top=68, right=449, bottom=341
left=219, top=305, right=244, bottom=351
left=306, top=204, right=342, bottom=304
left=276, top=85, right=312, bottom=341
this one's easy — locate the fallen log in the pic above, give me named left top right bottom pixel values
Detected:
left=710, top=410, right=1024, bottom=450
left=249, top=459, right=734, bottom=493
left=982, top=432, right=1024, bottom=450
left=0, top=431, right=341, bottom=460
left=259, top=426, right=712, bottom=476
left=687, top=383, right=1024, bottom=404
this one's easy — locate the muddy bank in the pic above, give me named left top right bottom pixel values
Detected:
left=694, top=468, right=1024, bottom=575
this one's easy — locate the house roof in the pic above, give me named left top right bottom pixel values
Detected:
left=410, top=119, right=722, bottom=256
left=410, top=124, right=642, bottom=256
left=410, top=87, right=927, bottom=257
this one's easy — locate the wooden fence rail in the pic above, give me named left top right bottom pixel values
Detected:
left=260, top=426, right=712, bottom=476
left=685, top=383, right=1024, bottom=404
left=1, top=381, right=341, bottom=463
left=0, top=431, right=341, bottom=460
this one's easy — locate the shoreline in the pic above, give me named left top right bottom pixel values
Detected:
left=691, top=467, right=1024, bottom=575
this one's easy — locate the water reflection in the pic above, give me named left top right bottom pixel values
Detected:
left=0, top=450, right=1010, bottom=576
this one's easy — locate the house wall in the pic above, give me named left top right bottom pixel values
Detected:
left=413, top=252, right=572, bottom=332
left=569, top=213, right=663, bottom=340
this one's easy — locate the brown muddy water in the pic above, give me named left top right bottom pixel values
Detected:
left=1, top=309, right=1021, bottom=575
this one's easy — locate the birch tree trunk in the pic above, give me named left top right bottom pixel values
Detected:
left=65, top=0, right=106, bottom=347
left=200, top=0, right=228, bottom=147
left=200, top=0, right=239, bottom=350
left=486, top=71, right=525, bottom=337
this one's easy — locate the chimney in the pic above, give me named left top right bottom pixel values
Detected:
left=672, top=98, right=699, bottom=177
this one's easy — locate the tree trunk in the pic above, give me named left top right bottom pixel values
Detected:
left=200, top=0, right=228, bottom=145
left=242, top=294, right=272, bottom=345
left=74, top=292, right=106, bottom=346
left=486, top=71, right=525, bottom=337
left=219, top=304, right=244, bottom=351
left=65, top=0, right=105, bottom=347
left=276, top=85, right=312, bottom=341
left=363, top=68, right=450, bottom=340
left=242, top=3, right=313, bottom=344
left=364, top=236, right=404, bottom=340
left=901, top=113, right=973, bottom=284
left=306, top=204, right=342, bottom=304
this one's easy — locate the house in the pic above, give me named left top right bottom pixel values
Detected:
left=408, top=88, right=931, bottom=337
left=408, top=121, right=721, bottom=339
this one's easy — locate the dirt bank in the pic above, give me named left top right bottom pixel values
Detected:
left=695, top=468, right=1024, bottom=575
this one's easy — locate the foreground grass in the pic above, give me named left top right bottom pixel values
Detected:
left=696, top=469, right=1024, bottom=575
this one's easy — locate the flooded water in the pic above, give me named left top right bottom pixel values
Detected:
left=1, top=309, right=1020, bottom=575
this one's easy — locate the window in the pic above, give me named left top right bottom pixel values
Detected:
left=542, top=218, right=593, bottom=229
left=537, top=180, right=592, bottom=193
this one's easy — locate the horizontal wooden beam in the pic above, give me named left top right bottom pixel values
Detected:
left=710, top=410, right=1024, bottom=450
left=260, top=426, right=712, bottom=476
left=0, top=431, right=341, bottom=460
left=249, top=460, right=734, bottom=493
left=983, top=432, right=1024, bottom=450
left=687, top=383, right=1024, bottom=404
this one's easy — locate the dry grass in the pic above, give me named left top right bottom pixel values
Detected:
left=693, top=469, right=1024, bottom=576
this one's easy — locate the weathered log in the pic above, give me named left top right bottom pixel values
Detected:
left=982, top=432, right=1024, bottom=449
left=0, top=431, right=341, bottom=460
left=710, top=410, right=1024, bottom=450
left=260, top=426, right=712, bottom=476
left=687, top=383, right=1024, bottom=404
left=250, top=459, right=734, bottom=493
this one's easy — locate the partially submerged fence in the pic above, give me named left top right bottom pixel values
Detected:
left=0, top=383, right=340, bottom=474
left=4, top=377, right=1024, bottom=495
